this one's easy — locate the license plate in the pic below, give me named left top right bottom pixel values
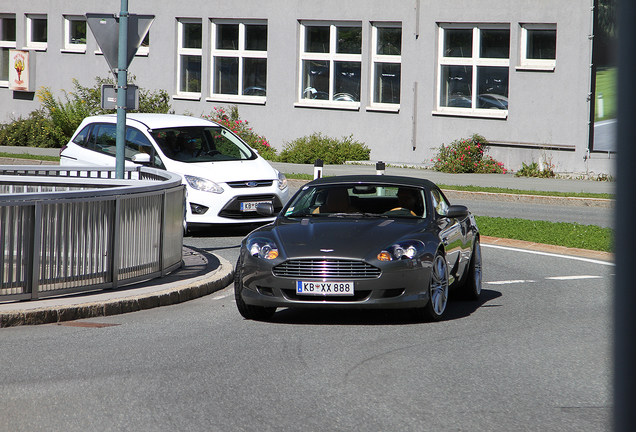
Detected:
left=296, top=281, right=354, bottom=296
left=240, top=201, right=271, bottom=212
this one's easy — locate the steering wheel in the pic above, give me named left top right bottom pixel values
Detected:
left=385, top=207, right=417, bottom=216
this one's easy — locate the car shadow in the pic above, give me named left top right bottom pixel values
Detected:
left=264, top=289, right=502, bottom=326
left=187, top=223, right=265, bottom=239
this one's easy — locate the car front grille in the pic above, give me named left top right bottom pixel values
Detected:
left=227, top=180, right=273, bottom=188
left=272, top=259, right=381, bottom=279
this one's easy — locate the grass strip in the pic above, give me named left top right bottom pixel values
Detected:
left=475, top=216, right=613, bottom=252
left=0, top=152, right=60, bottom=162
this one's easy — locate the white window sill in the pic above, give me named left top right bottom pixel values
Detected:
left=432, top=109, right=508, bottom=120
left=294, top=101, right=360, bottom=111
left=206, top=95, right=266, bottom=105
left=516, top=64, right=555, bottom=72
left=61, top=47, right=86, bottom=54
left=23, top=45, right=47, bottom=52
left=366, top=104, right=400, bottom=113
left=173, top=94, right=201, bottom=101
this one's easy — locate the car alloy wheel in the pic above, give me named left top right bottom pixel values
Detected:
left=416, top=252, right=449, bottom=322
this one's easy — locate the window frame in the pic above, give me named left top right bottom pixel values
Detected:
left=518, top=23, right=556, bottom=71
left=62, top=15, right=87, bottom=53
left=368, top=22, right=402, bottom=112
left=435, top=23, right=510, bottom=119
left=176, top=18, right=203, bottom=99
left=0, top=14, right=17, bottom=87
left=208, top=19, right=267, bottom=104
left=26, top=14, right=48, bottom=51
left=296, top=20, right=362, bottom=110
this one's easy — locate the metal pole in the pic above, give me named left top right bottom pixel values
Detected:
left=615, top=0, right=636, bottom=429
left=115, top=0, right=129, bottom=179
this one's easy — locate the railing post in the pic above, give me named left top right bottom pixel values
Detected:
left=111, top=195, right=122, bottom=289
left=30, top=202, right=42, bottom=299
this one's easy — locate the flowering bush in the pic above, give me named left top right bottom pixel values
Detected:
left=203, top=106, right=277, bottom=160
left=432, top=134, right=507, bottom=174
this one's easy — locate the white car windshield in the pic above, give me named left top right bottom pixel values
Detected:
left=150, top=126, right=256, bottom=162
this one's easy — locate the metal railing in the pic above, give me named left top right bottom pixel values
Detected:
left=0, top=166, right=185, bottom=301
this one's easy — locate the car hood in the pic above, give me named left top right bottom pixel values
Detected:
left=270, top=217, right=426, bottom=260
left=165, top=157, right=278, bottom=182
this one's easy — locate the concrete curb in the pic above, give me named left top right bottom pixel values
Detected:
left=0, top=256, right=235, bottom=328
left=442, top=189, right=614, bottom=208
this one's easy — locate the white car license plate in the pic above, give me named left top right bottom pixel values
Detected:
left=296, top=281, right=354, bottom=296
left=240, top=201, right=271, bottom=212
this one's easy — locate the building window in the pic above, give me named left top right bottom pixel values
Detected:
left=0, top=15, right=16, bottom=85
left=26, top=14, right=47, bottom=50
left=209, top=20, right=267, bottom=102
left=63, top=15, right=87, bottom=53
left=299, top=22, right=362, bottom=108
left=370, top=23, right=401, bottom=109
left=436, top=24, right=510, bottom=117
left=519, top=24, right=556, bottom=71
left=177, top=19, right=202, bottom=97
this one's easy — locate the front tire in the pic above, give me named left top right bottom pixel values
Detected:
left=234, top=254, right=276, bottom=321
left=415, top=252, right=449, bottom=322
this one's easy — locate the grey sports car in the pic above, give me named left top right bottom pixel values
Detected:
left=234, top=175, right=482, bottom=321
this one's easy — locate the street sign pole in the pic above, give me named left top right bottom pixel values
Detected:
left=115, top=0, right=129, bottom=179
left=86, top=10, right=154, bottom=180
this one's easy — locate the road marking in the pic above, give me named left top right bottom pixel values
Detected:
left=210, top=290, right=232, bottom=300
left=486, top=280, right=536, bottom=285
left=482, top=244, right=614, bottom=267
left=545, top=275, right=603, bottom=281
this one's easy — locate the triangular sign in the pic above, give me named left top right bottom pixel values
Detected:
left=86, top=13, right=154, bottom=75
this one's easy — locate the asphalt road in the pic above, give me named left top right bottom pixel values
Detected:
left=0, top=245, right=612, bottom=431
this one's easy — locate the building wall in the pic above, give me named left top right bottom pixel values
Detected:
left=0, top=0, right=615, bottom=176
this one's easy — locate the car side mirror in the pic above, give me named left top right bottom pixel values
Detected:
left=131, top=153, right=152, bottom=165
left=256, top=202, right=274, bottom=216
left=446, top=205, right=469, bottom=218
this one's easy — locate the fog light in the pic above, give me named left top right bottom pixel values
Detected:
left=190, top=203, right=209, bottom=215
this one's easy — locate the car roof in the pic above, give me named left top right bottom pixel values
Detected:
left=82, top=113, right=220, bottom=130
left=305, top=174, right=438, bottom=190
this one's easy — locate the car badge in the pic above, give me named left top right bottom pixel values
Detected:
left=246, top=181, right=258, bottom=187
left=320, top=249, right=334, bottom=253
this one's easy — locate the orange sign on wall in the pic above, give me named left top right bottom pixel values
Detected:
left=9, top=50, right=35, bottom=92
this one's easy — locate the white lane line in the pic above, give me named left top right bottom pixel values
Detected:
left=210, top=291, right=233, bottom=300
left=482, top=244, right=614, bottom=266
left=545, top=275, right=603, bottom=281
left=486, top=280, right=536, bottom=285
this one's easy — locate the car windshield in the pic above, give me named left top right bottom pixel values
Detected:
left=150, top=126, right=256, bottom=163
left=284, top=184, right=427, bottom=218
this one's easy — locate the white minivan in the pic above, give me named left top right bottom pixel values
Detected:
left=60, top=113, right=290, bottom=230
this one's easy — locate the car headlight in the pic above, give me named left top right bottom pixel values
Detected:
left=277, top=171, right=288, bottom=191
left=184, top=175, right=224, bottom=194
left=377, top=241, right=424, bottom=262
left=247, top=237, right=279, bottom=260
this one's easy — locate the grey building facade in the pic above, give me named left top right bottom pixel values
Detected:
left=0, top=1, right=615, bottom=175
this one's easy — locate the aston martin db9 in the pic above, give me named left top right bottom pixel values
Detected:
left=234, top=175, right=482, bottom=321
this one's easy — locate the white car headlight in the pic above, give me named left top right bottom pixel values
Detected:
left=277, top=171, right=288, bottom=191
left=184, top=175, right=224, bottom=194
left=377, top=241, right=424, bottom=262
left=247, top=238, right=279, bottom=260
